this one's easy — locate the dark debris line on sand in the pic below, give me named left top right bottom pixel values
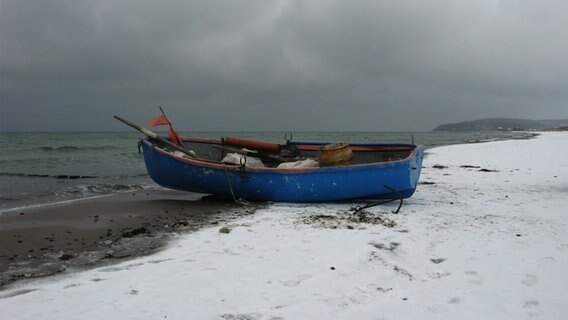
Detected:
left=301, top=209, right=398, bottom=230
left=432, top=164, right=499, bottom=172
left=0, top=191, right=262, bottom=289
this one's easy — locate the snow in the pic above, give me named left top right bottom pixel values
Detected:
left=1, top=132, right=567, bottom=319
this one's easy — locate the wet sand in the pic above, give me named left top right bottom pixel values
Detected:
left=0, top=190, right=260, bottom=288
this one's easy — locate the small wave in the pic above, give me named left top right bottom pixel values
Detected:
left=0, top=195, right=21, bottom=202
left=38, top=145, right=120, bottom=152
left=38, top=146, right=81, bottom=152
left=64, top=183, right=154, bottom=195
left=113, top=173, right=149, bottom=179
left=0, top=172, right=98, bottom=179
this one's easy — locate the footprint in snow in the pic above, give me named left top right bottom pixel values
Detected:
left=427, top=304, right=449, bottom=313
left=522, top=300, right=543, bottom=317
left=428, top=270, right=451, bottom=279
left=448, top=297, right=463, bottom=304
left=279, top=274, right=312, bottom=287
left=464, top=270, right=483, bottom=285
left=370, top=241, right=400, bottom=251
left=521, top=274, right=538, bottom=287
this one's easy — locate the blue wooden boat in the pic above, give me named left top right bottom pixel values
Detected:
left=139, top=136, right=424, bottom=203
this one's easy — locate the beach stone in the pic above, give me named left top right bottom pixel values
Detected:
left=121, top=227, right=150, bottom=238
left=173, top=221, right=189, bottom=228
left=59, top=253, right=74, bottom=261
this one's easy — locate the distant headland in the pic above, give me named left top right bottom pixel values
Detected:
left=433, top=118, right=568, bottom=132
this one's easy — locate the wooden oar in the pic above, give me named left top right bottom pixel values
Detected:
left=114, top=115, right=197, bottom=158
left=212, top=144, right=258, bottom=156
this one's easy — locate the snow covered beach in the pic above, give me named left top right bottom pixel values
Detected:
left=1, top=132, right=566, bottom=319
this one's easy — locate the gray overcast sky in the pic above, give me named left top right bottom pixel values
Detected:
left=1, top=0, right=567, bottom=132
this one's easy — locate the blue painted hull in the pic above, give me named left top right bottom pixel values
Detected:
left=141, top=139, right=424, bottom=202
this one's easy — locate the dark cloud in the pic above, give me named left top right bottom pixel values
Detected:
left=1, top=0, right=567, bottom=132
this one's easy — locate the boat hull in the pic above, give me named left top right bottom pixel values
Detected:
left=141, top=139, right=424, bottom=202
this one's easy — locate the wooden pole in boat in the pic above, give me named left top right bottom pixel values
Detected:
left=113, top=115, right=197, bottom=158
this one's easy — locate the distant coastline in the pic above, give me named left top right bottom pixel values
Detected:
left=433, top=118, right=568, bottom=132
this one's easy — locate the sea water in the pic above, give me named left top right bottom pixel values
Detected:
left=0, top=131, right=533, bottom=212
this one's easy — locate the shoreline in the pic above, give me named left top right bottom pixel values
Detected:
left=0, top=194, right=115, bottom=215
left=0, top=190, right=261, bottom=288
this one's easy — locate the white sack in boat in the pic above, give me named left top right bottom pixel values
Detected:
left=222, top=153, right=265, bottom=168
left=172, top=150, right=197, bottom=158
left=277, top=159, right=319, bottom=169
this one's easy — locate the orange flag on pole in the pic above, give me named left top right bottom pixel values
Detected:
left=147, top=108, right=184, bottom=147
left=148, top=114, right=170, bottom=128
